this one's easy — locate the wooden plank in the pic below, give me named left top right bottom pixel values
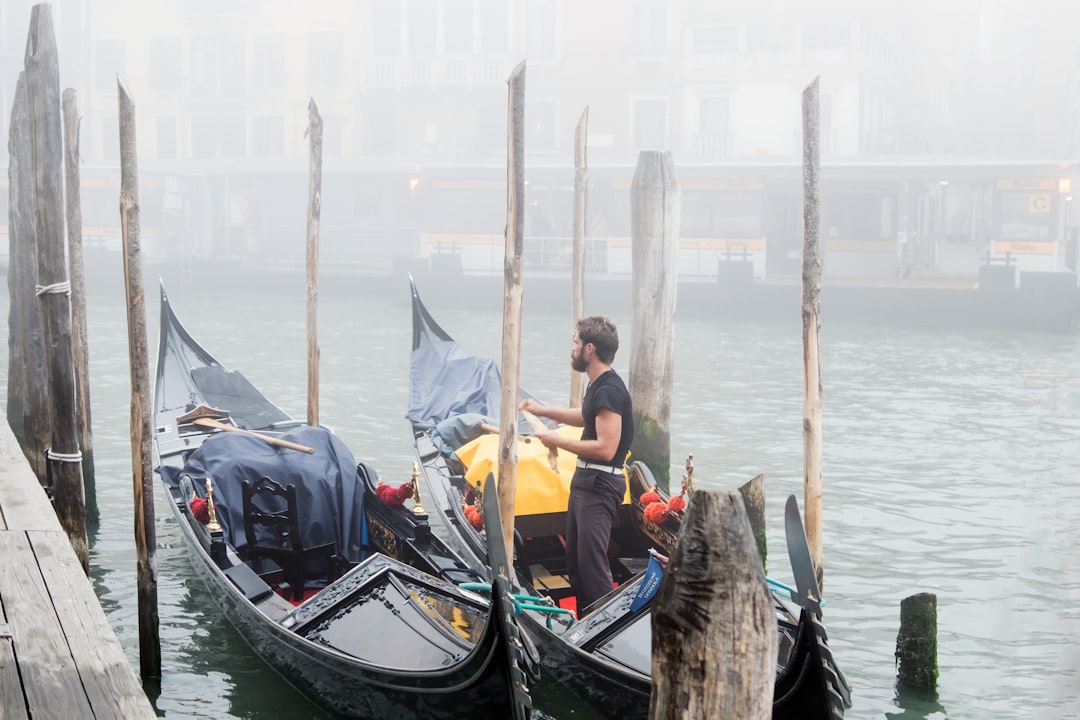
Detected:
left=0, top=531, right=93, bottom=719
left=0, top=415, right=57, bottom=532
left=0, top=624, right=30, bottom=720
left=32, top=530, right=155, bottom=719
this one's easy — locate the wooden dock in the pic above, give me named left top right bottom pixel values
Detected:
left=0, top=419, right=155, bottom=719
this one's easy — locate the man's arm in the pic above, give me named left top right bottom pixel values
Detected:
left=537, top=407, right=621, bottom=461
left=521, top=399, right=584, bottom=427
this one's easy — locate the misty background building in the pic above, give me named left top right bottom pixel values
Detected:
left=1, top=0, right=1078, bottom=284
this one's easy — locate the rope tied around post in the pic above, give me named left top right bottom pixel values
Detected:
left=46, top=448, right=83, bottom=463
left=35, top=281, right=71, bottom=296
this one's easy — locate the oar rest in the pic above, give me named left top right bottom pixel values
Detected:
left=241, top=476, right=340, bottom=602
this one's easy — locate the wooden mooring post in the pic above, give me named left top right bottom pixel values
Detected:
left=306, top=99, right=322, bottom=428
left=896, top=592, right=938, bottom=692
left=801, top=77, right=825, bottom=590
left=25, top=4, right=88, bottom=572
left=650, top=489, right=777, bottom=719
left=496, top=60, right=526, bottom=572
left=118, top=75, right=161, bottom=679
left=62, top=87, right=97, bottom=523
left=628, top=150, right=679, bottom=492
left=6, top=70, right=50, bottom=485
left=569, top=107, right=588, bottom=408
left=738, top=473, right=767, bottom=569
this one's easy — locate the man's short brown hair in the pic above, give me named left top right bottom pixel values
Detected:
left=576, top=315, right=619, bottom=364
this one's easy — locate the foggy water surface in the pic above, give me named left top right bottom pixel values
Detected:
left=6, top=279, right=1080, bottom=720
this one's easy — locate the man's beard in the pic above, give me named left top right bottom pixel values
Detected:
left=571, top=351, right=587, bottom=373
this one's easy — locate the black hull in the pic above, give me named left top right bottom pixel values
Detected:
left=154, top=283, right=531, bottom=719
left=406, top=277, right=846, bottom=720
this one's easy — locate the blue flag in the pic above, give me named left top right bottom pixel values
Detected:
left=629, top=553, right=664, bottom=613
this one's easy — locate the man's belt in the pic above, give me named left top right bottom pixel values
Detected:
left=576, top=459, right=624, bottom=474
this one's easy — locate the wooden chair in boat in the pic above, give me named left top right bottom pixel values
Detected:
left=241, top=476, right=338, bottom=602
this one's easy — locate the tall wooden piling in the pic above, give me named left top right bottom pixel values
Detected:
left=118, top=76, right=161, bottom=679
left=801, top=77, right=825, bottom=589
left=650, top=490, right=777, bottom=719
left=306, top=99, right=322, bottom=428
left=7, top=71, right=50, bottom=484
left=496, top=60, right=526, bottom=572
left=62, top=87, right=96, bottom=522
left=25, top=4, right=88, bottom=572
left=629, top=150, right=679, bottom=491
left=569, top=107, right=588, bottom=408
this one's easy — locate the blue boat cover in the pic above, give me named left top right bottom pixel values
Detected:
left=407, top=338, right=504, bottom=428
left=159, top=425, right=366, bottom=562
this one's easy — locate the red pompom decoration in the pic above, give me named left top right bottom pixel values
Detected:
left=463, top=505, right=485, bottom=531
left=639, top=484, right=660, bottom=505
left=189, top=497, right=210, bottom=524
left=667, top=494, right=687, bottom=513
left=643, top=501, right=669, bottom=524
left=376, top=482, right=414, bottom=506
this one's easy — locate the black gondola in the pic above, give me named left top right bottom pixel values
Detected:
left=405, top=278, right=851, bottom=720
left=153, top=284, right=533, bottom=719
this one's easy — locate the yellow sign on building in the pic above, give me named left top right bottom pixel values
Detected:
left=1028, top=194, right=1051, bottom=213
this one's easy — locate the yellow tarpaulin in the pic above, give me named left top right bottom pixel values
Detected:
left=454, top=426, right=630, bottom=516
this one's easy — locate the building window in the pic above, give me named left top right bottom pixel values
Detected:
left=373, top=0, right=402, bottom=55
left=529, top=99, right=557, bottom=152
left=443, top=0, right=474, bottom=54
left=478, top=0, right=508, bottom=53
left=691, top=26, right=738, bottom=56
left=698, top=96, right=728, bottom=155
left=252, top=35, right=285, bottom=91
left=252, top=116, right=283, bottom=156
left=190, top=35, right=246, bottom=99
left=101, top=114, right=119, bottom=160
left=150, top=38, right=181, bottom=93
left=156, top=116, right=177, bottom=159
left=633, top=98, right=667, bottom=150
left=632, top=0, right=667, bottom=56
left=309, top=31, right=344, bottom=89
left=525, top=0, right=556, bottom=61
left=191, top=115, right=246, bottom=158
left=96, top=39, right=124, bottom=93
left=803, top=21, right=850, bottom=50
left=407, top=0, right=438, bottom=54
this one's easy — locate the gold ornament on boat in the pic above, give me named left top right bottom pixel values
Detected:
left=410, top=462, right=426, bottom=515
left=205, top=476, right=221, bottom=532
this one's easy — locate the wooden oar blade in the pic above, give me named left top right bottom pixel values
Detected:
left=176, top=404, right=230, bottom=424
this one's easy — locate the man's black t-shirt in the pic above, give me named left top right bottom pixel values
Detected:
left=580, top=369, right=634, bottom=466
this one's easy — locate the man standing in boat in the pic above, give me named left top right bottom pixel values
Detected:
left=522, top=316, right=634, bottom=614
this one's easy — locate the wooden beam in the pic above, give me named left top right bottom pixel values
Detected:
left=306, top=99, right=322, bottom=428
left=570, top=107, right=588, bottom=408
left=118, top=74, right=161, bottom=679
left=801, top=77, right=825, bottom=590
left=497, top=60, right=526, bottom=573
left=62, top=87, right=97, bottom=523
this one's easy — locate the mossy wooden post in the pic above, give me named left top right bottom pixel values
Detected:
left=306, top=99, right=322, bottom=428
left=629, top=150, right=679, bottom=492
left=62, top=87, right=97, bottom=523
left=650, top=490, right=777, bottom=719
left=896, top=592, right=938, bottom=692
left=25, top=4, right=88, bottom=572
left=7, top=70, right=50, bottom=484
left=118, top=76, right=161, bottom=679
left=801, top=77, right=825, bottom=590
left=569, top=107, right=588, bottom=408
left=738, top=473, right=767, bottom=570
left=496, top=60, right=526, bottom=572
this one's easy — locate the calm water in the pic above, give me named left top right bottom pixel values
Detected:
left=5, top=273, right=1080, bottom=720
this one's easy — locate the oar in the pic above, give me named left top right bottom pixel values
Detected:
left=191, top=417, right=315, bottom=454
left=519, top=407, right=559, bottom=471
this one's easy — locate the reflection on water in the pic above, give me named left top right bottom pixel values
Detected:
left=3, top=279, right=1080, bottom=719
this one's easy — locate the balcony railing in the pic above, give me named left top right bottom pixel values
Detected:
left=366, top=57, right=516, bottom=88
